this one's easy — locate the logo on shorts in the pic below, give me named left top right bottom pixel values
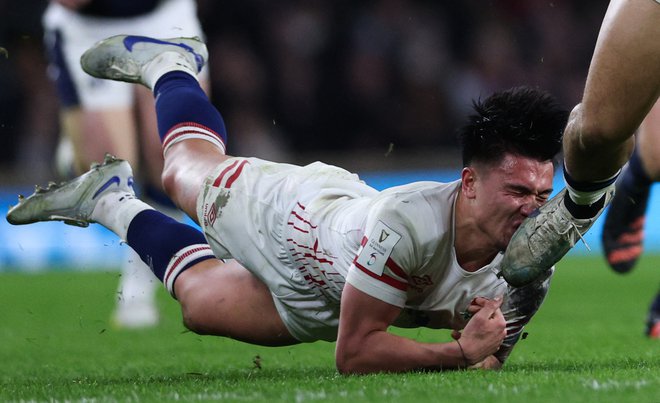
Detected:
left=206, top=202, right=217, bottom=226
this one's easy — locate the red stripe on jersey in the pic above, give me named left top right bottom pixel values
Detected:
left=354, top=261, right=408, bottom=291
left=360, top=236, right=368, bottom=247
left=212, top=160, right=239, bottom=187
left=303, top=253, right=334, bottom=265
left=287, top=223, right=309, bottom=233
left=303, top=274, right=326, bottom=287
left=385, top=257, right=408, bottom=280
left=296, top=202, right=306, bottom=210
left=290, top=211, right=318, bottom=228
left=225, top=160, right=249, bottom=188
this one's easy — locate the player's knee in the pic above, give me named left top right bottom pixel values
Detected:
left=180, top=302, right=210, bottom=335
left=176, top=277, right=209, bottom=335
left=181, top=312, right=202, bottom=334
left=161, top=162, right=180, bottom=200
left=568, top=103, right=632, bottom=149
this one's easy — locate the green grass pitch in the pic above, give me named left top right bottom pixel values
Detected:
left=1, top=256, right=659, bottom=402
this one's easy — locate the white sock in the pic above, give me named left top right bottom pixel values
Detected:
left=565, top=170, right=619, bottom=205
left=142, top=51, right=199, bottom=89
left=91, top=191, right=154, bottom=240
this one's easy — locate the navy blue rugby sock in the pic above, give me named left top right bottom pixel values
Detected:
left=621, top=147, right=652, bottom=195
left=153, top=71, right=228, bottom=151
left=126, top=209, right=215, bottom=297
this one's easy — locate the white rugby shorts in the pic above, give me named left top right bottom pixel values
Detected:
left=196, top=157, right=374, bottom=342
left=43, top=0, right=207, bottom=109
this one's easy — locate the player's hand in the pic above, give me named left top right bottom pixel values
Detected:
left=457, top=296, right=506, bottom=365
left=465, top=296, right=497, bottom=315
left=468, top=355, right=503, bottom=370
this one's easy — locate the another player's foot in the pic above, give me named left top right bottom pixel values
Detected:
left=648, top=322, right=660, bottom=339
left=645, top=293, right=660, bottom=339
left=601, top=177, right=650, bottom=274
left=500, top=188, right=614, bottom=287
left=80, top=35, right=208, bottom=86
left=111, top=300, right=159, bottom=330
left=646, top=310, right=660, bottom=339
left=6, top=154, right=134, bottom=227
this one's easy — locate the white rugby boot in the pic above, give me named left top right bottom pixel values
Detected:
left=80, top=35, right=208, bottom=87
left=6, top=154, right=134, bottom=228
left=500, top=187, right=614, bottom=287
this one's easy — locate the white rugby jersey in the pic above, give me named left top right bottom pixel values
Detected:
left=286, top=177, right=550, bottom=353
left=348, top=181, right=508, bottom=330
left=288, top=179, right=506, bottom=329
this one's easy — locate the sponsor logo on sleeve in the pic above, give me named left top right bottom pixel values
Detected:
left=355, top=221, right=402, bottom=276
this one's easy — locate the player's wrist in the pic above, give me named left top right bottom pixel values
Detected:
left=454, top=339, right=470, bottom=368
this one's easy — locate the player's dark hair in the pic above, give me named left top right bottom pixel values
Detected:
left=458, top=86, right=568, bottom=167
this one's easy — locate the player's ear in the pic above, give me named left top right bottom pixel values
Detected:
left=461, top=167, right=478, bottom=199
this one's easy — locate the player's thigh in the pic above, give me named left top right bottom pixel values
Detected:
left=580, top=0, right=660, bottom=141
left=174, top=259, right=299, bottom=346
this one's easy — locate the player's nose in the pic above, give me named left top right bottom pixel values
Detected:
left=519, top=197, right=538, bottom=217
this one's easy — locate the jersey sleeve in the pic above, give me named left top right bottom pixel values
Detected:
left=494, top=266, right=554, bottom=363
left=346, top=197, right=423, bottom=307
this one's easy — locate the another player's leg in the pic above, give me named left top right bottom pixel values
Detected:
left=603, top=100, right=660, bottom=274
left=601, top=148, right=651, bottom=273
left=501, top=0, right=660, bottom=286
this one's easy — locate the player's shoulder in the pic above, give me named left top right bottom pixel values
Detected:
left=375, top=180, right=460, bottom=214
left=367, top=180, right=460, bottom=238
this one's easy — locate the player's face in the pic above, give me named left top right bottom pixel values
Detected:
left=470, top=154, right=554, bottom=251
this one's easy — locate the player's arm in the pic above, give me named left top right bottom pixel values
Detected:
left=335, top=284, right=507, bottom=374
left=455, top=297, right=505, bottom=370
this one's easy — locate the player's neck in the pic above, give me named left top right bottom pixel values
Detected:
left=454, top=196, right=498, bottom=271
left=454, top=240, right=498, bottom=272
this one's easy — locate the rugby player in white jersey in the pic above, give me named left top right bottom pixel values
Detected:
left=7, top=35, right=567, bottom=373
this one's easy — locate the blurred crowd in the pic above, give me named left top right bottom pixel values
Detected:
left=0, top=0, right=608, bottom=182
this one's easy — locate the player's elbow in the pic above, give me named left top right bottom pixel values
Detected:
left=335, top=352, right=358, bottom=375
